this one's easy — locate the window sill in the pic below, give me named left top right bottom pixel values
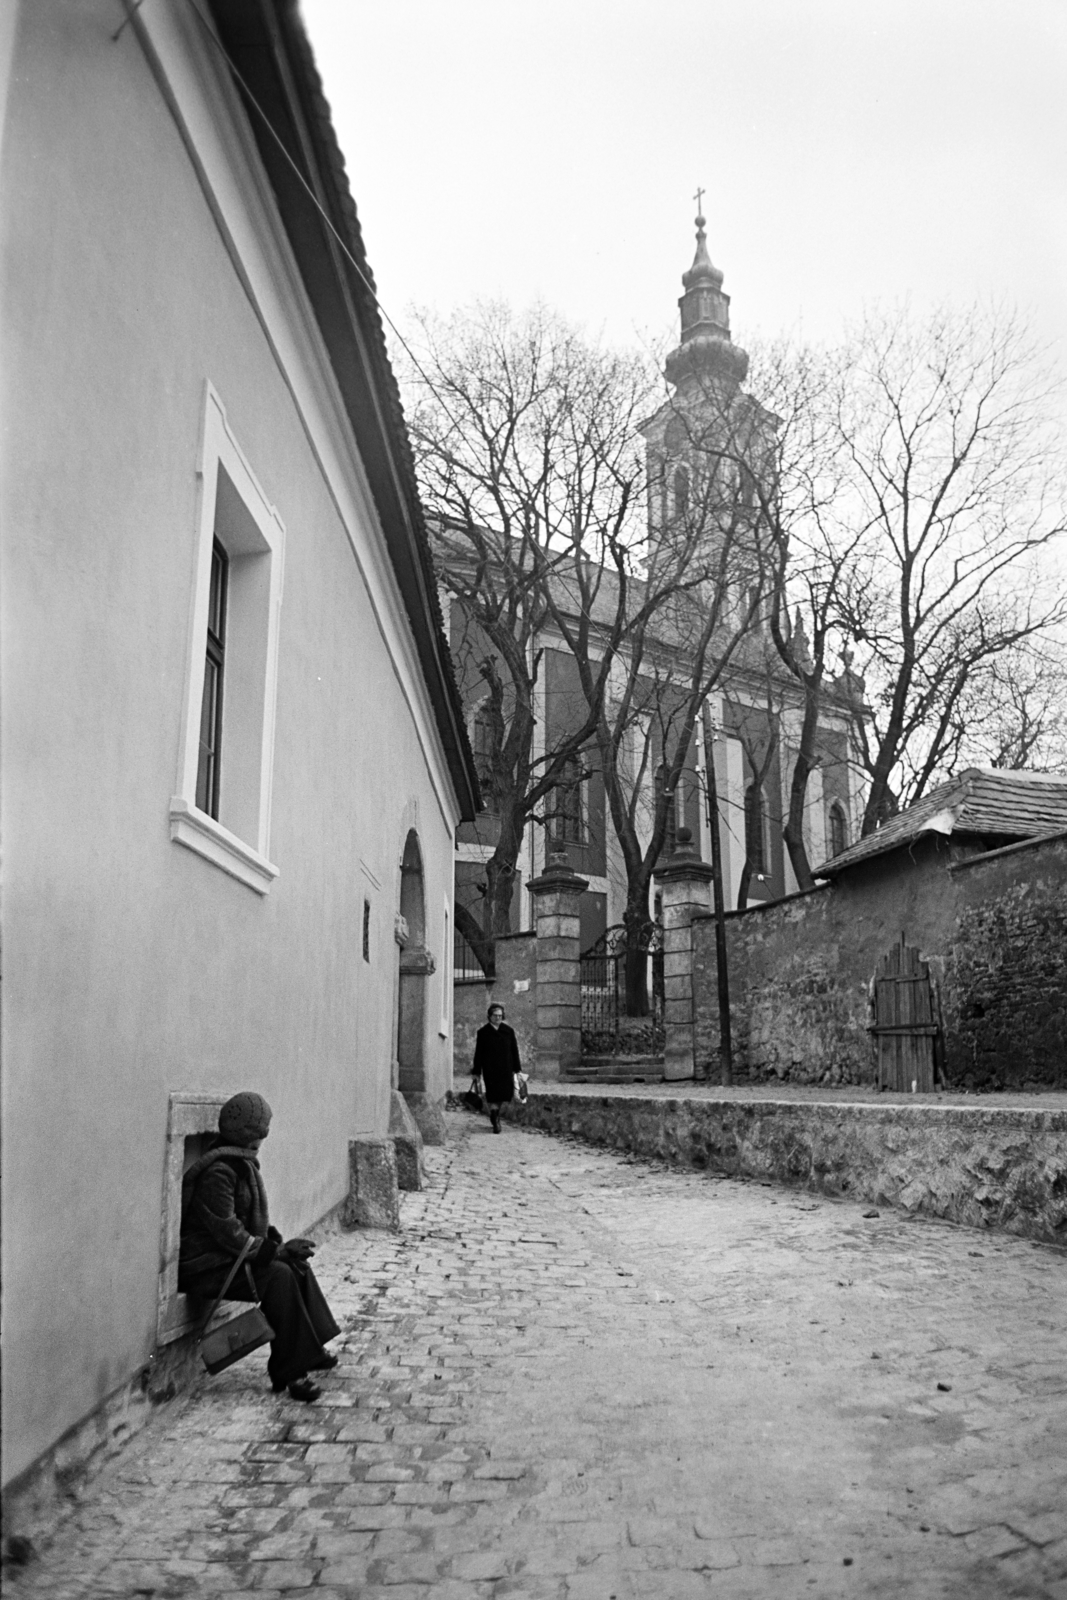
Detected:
left=169, top=797, right=279, bottom=895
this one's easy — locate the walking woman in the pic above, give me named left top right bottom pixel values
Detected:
left=179, top=1092, right=341, bottom=1402
left=473, top=1003, right=523, bottom=1132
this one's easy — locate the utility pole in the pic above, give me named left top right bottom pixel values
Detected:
left=702, top=708, right=733, bottom=1085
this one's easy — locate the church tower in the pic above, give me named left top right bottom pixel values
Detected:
left=641, top=205, right=758, bottom=553
left=664, top=203, right=749, bottom=401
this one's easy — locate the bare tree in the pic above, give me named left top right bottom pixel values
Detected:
left=576, top=383, right=773, bottom=1010
left=401, top=301, right=658, bottom=974
left=947, top=634, right=1067, bottom=773
left=825, top=305, right=1067, bottom=831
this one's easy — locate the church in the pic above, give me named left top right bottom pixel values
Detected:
left=450, top=212, right=864, bottom=962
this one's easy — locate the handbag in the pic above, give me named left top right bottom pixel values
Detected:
left=460, top=1074, right=485, bottom=1113
left=514, top=1071, right=529, bottom=1104
left=198, top=1236, right=275, bottom=1375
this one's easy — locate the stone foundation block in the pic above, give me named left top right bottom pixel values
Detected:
left=345, top=1138, right=399, bottom=1230
left=404, top=1090, right=448, bottom=1147
left=388, top=1090, right=425, bottom=1191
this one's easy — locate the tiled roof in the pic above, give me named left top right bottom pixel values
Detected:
left=814, top=768, right=1067, bottom=878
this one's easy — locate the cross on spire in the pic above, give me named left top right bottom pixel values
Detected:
left=693, top=186, right=705, bottom=219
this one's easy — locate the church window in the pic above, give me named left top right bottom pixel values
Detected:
left=472, top=703, right=496, bottom=797
left=829, top=801, right=848, bottom=860
left=552, top=756, right=584, bottom=845
left=673, top=465, right=690, bottom=519
left=744, top=782, right=766, bottom=875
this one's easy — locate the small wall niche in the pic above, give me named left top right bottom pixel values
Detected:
left=157, top=1093, right=227, bottom=1345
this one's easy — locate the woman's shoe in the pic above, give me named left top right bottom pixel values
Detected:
left=286, top=1378, right=321, bottom=1402
left=313, top=1352, right=339, bottom=1371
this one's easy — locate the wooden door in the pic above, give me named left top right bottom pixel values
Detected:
left=871, top=941, right=937, bottom=1092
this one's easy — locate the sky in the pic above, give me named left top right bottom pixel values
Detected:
left=301, top=0, right=1067, bottom=375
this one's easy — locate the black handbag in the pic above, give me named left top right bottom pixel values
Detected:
left=199, top=1237, right=275, bottom=1375
left=460, top=1074, right=485, bottom=1113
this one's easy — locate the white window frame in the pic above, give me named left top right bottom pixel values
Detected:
left=171, top=385, right=285, bottom=894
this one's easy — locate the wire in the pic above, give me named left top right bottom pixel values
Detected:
left=180, top=0, right=468, bottom=435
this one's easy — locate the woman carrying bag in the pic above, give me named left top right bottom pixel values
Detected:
left=472, top=1003, right=523, bottom=1133
left=179, top=1092, right=340, bottom=1402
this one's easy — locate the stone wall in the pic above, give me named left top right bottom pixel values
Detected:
left=517, top=1091, right=1067, bottom=1243
left=944, top=834, right=1067, bottom=1090
left=693, top=831, right=1067, bottom=1090
left=452, top=932, right=536, bottom=1082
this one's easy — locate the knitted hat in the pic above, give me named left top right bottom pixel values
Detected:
left=218, top=1092, right=273, bottom=1145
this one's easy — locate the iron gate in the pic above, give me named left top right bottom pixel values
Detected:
left=580, top=923, right=664, bottom=1057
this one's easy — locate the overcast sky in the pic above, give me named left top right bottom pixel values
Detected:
left=302, top=0, right=1067, bottom=377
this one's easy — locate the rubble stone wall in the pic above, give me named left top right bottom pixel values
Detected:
left=693, top=832, right=1067, bottom=1090
left=518, top=1092, right=1067, bottom=1243
left=944, top=834, right=1067, bottom=1090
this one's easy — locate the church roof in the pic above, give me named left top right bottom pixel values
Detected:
left=814, top=768, right=1067, bottom=879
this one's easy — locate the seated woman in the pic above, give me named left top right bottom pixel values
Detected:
left=179, top=1092, right=340, bottom=1403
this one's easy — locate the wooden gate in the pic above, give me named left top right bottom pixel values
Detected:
left=871, top=940, right=937, bottom=1092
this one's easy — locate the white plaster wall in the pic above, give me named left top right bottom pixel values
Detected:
left=0, top=1, right=458, bottom=1487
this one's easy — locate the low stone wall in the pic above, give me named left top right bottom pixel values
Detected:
left=517, top=1091, right=1067, bottom=1243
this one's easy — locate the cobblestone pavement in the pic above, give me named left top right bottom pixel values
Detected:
left=11, top=1113, right=1067, bottom=1600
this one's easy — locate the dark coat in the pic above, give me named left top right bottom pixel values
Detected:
left=178, top=1145, right=280, bottom=1288
left=473, top=1021, right=522, bottom=1102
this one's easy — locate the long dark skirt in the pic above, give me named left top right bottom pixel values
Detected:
left=482, top=1068, right=514, bottom=1104
left=186, top=1257, right=340, bottom=1390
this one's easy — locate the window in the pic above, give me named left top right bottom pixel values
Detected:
left=362, top=899, right=371, bottom=963
left=673, top=464, right=690, bottom=519
left=196, top=540, right=228, bottom=818
left=472, top=702, right=496, bottom=797
left=829, top=801, right=848, bottom=860
left=744, top=782, right=766, bottom=874
left=171, top=385, right=285, bottom=895
left=158, top=1093, right=229, bottom=1344
left=552, top=756, right=584, bottom=845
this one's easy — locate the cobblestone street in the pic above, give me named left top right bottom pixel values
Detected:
left=12, top=1113, right=1066, bottom=1600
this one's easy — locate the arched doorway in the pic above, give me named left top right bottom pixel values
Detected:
left=396, top=829, right=434, bottom=1095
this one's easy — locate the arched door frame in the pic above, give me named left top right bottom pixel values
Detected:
left=395, top=826, right=435, bottom=1096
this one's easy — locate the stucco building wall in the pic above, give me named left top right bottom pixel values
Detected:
left=1, top=2, right=461, bottom=1488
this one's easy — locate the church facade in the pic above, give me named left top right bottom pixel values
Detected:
left=450, top=216, right=864, bottom=961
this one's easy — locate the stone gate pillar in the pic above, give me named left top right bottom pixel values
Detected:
left=527, top=850, right=589, bottom=1081
left=655, top=827, right=715, bottom=1081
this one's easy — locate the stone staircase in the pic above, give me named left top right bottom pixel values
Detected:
left=564, top=1055, right=665, bottom=1085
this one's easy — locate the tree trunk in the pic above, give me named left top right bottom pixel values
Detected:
left=621, top=891, right=652, bottom=1016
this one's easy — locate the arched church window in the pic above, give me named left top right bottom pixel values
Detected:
left=673, top=465, right=690, bottom=519
left=471, top=704, right=495, bottom=797
left=551, top=756, right=584, bottom=846
left=744, top=782, right=766, bottom=875
left=829, top=801, right=848, bottom=860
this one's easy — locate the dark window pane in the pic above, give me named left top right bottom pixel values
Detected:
left=744, top=783, right=765, bottom=874
left=197, top=540, right=227, bottom=818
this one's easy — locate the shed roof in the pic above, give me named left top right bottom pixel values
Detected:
left=814, top=768, right=1067, bottom=879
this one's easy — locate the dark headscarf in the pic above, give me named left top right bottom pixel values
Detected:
left=218, top=1091, right=272, bottom=1146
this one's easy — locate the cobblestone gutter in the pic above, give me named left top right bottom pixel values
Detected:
left=516, top=1091, right=1067, bottom=1242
